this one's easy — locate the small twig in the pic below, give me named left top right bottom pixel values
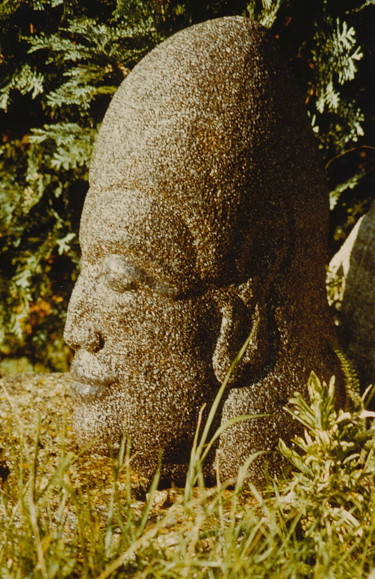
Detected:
left=325, top=145, right=375, bottom=170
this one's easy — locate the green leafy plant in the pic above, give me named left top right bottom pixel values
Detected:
left=246, top=0, right=286, bottom=28
left=0, top=0, right=164, bottom=370
left=278, top=372, right=375, bottom=574
left=1, top=371, right=374, bottom=577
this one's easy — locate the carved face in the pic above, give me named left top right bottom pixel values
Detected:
left=63, top=179, right=272, bottom=481
left=64, top=190, right=229, bottom=478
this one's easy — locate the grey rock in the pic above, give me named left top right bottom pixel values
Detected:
left=64, top=16, right=345, bottom=485
left=328, top=202, right=375, bottom=390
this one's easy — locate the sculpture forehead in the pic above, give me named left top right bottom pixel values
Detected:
left=85, top=17, right=296, bottom=280
left=87, top=14, right=319, bottom=219
left=89, top=16, right=270, bottom=200
left=84, top=15, right=327, bottom=281
left=80, top=191, right=199, bottom=287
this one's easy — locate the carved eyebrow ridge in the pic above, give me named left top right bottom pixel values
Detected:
left=103, top=254, right=182, bottom=298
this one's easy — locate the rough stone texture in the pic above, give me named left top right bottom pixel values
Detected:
left=64, top=16, right=345, bottom=486
left=328, top=202, right=375, bottom=389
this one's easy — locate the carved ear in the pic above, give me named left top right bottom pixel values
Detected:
left=212, top=201, right=288, bottom=387
left=212, top=295, right=268, bottom=386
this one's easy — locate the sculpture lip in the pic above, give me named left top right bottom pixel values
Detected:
left=70, top=359, right=116, bottom=399
left=70, top=380, right=108, bottom=399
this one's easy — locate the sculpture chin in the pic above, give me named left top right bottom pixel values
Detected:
left=71, top=380, right=110, bottom=399
left=73, top=386, right=127, bottom=453
left=72, top=395, right=195, bottom=487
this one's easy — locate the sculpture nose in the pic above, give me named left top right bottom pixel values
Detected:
left=64, top=274, right=104, bottom=353
left=64, top=320, right=104, bottom=353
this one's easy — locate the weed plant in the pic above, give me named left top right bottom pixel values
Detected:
left=1, top=373, right=374, bottom=578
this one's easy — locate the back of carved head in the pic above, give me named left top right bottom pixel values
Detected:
left=85, top=16, right=328, bottom=289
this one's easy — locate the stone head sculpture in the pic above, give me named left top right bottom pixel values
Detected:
left=64, top=16, right=345, bottom=485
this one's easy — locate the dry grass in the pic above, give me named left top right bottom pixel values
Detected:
left=1, top=372, right=374, bottom=578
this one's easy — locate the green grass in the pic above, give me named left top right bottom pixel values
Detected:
left=1, top=373, right=375, bottom=579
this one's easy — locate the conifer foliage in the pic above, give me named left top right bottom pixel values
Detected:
left=0, top=0, right=373, bottom=370
left=0, top=0, right=165, bottom=370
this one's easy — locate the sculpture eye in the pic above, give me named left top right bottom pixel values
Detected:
left=103, top=255, right=144, bottom=293
left=102, top=254, right=180, bottom=298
